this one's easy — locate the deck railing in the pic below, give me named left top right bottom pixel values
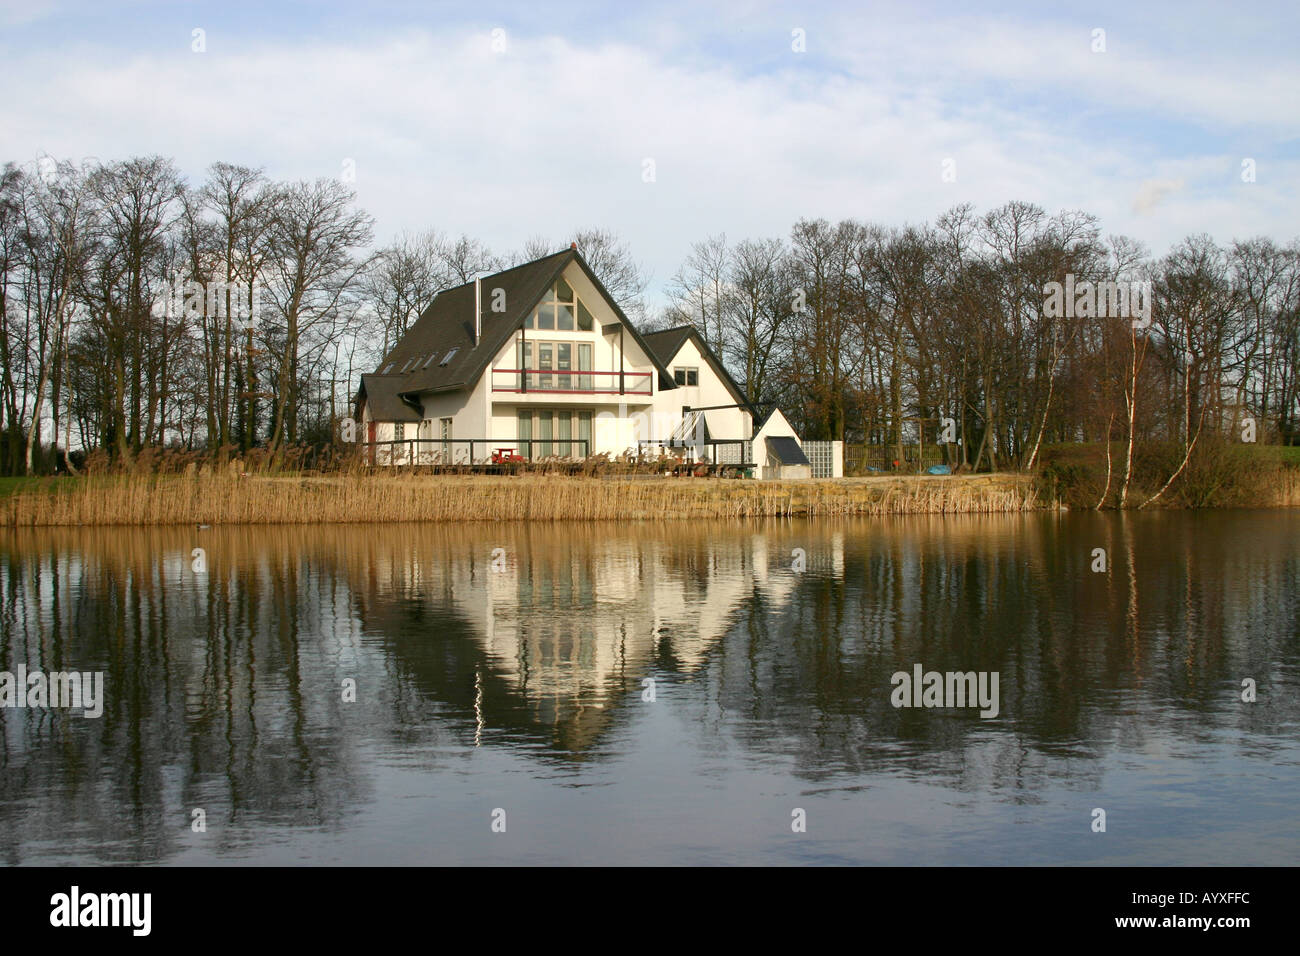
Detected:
left=362, top=438, right=591, bottom=466
left=490, top=368, right=652, bottom=395
left=637, top=439, right=753, bottom=465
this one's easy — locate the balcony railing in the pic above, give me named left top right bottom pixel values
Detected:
left=363, top=438, right=592, bottom=466
left=491, top=368, right=652, bottom=395
left=638, top=439, right=753, bottom=465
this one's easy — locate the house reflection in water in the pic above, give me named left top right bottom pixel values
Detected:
left=348, top=524, right=837, bottom=754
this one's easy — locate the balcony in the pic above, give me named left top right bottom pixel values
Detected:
left=491, top=368, right=653, bottom=396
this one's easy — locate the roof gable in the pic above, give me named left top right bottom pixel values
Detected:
left=641, top=325, right=751, bottom=409
left=380, top=249, right=572, bottom=395
left=361, top=248, right=675, bottom=400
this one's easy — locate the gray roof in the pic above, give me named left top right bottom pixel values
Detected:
left=641, top=325, right=752, bottom=411
left=358, top=374, right=423, bottom=421
left=766, top=436, right=810, bottom=466
left=356, top=248, right=676, bottom=420
left=640, top=326, right=694, bottom=367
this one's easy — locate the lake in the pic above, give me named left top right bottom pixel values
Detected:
left=1, top=511, right=1297, bottom=865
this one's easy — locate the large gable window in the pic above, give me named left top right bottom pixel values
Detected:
left=523, top=277, right=595, bottom=332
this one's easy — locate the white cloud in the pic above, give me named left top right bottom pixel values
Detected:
left=0, top=12, right=1294, bottom=308
left=1132, top=178, right=1185, bottom=214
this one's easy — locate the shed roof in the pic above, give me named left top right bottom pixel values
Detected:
left=766, top=436, right=810, bottom=466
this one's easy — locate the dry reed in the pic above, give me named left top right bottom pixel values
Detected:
left=2, top=472, right=1043, bottom=526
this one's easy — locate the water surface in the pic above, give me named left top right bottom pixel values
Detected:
left=1, top=511, right=1297, bottom=865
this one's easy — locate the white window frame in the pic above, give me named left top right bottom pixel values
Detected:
left=522, top=280, right=595, bottom=332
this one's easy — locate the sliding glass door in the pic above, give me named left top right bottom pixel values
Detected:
left=517, top=408, right=595, bottom=459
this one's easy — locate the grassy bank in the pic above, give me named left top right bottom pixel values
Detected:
left=1038, top=441, right=1300, bottom=510
left=2, top=472, right=1042, bottom=526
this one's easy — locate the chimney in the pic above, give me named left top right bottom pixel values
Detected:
left=570, top=242, right=577, bottom=250
left=474, top=276, right=481, bottom=345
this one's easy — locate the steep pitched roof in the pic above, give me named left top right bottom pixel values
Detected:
left=357, top=374, right=422, bottom=422
left=641, top=324, right=752, bottom=410
left=358, top=249, right=674, bottom=414
left=640, top=326, right=694, bottom=368
left=381, top=249, right=572, bottom=394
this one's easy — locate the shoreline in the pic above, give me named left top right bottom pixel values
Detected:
left=3, top=473, right=1045, bottom=526
left=4, top=469, right=1297, bottom=527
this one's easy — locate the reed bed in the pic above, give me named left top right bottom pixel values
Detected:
left=1266, top=467, right=1300, bottom=507
left=2, top=472, right=1043, bottom=526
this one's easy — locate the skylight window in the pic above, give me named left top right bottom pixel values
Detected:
left=381, top=363, right=395, bottom=374
left=439, top=348, right=459, bottom=366
left=401, top=357, right=416, bottom=372
left=423, top=352, right=438, bottom=368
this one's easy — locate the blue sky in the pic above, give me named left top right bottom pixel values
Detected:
left=2, top=0, right=1295, bottom=308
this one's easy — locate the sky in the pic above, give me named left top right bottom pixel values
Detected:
left=1, top=0, right=1296, bottom=311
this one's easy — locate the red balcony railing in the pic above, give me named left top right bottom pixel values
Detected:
left=491, top=368, right=652, bottom=395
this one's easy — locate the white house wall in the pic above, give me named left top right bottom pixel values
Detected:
left=649, top=336, right=750, bottom=443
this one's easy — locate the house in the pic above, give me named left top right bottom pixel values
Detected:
left=354, top=246, right=828, bottom=477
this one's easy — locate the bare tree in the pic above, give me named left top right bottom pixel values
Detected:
left=361, top=230, right=452, bottom=353
left=262, top=178, right=374, bottom=455
left=439, top=234, right=502, bottom=284
left=570, top=227, right=648, bottom=321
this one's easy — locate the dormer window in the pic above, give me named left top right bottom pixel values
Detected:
left=523, top=277, right=595, bottom=332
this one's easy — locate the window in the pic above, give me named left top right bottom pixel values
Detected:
left=557, top=411, right=572, bottom=457
left=578, top=342, right=592, bottom=390
left=439, top=347, right=459, bottom=366
left=538, top=342, right=553, bottom=389
left=517, top=409, right=594, bottom=459
left=538, top=410, right=553, bottom=458
left=523, top=279, right=594, bottom=331
left=577, top=410, right=592, bottom=457
left=440, top=417, right=452, bottom=461
left=382, top=363, right=395, bottom=374
left=516, top=340, right=595, bottom=390
left=517, top=409, right=532, bottom=459
left=423, top=353, right=438, bottom=368
left=557, top=342, right=571, bottom=389
left=401, top=357, right=416, bottom=372
left=394, top=422, right=405, bottom=441
left=674, top=367, right=698, bottom=386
